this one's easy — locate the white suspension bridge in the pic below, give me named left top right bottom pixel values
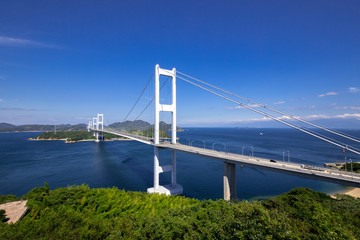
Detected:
left=88, top=65, right=360, bottom=200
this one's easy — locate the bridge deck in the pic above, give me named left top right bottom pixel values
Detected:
left=97, top=128, right=360, bottom=187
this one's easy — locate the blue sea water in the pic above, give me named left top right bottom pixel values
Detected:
left=0, top=128, right=359, bottom=200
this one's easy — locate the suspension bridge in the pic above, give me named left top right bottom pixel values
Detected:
left=88, top=65, right=360, bottom=200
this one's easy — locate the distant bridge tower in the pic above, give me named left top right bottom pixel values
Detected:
left=95, top=113, right=104, bottom=142
left=87, top=121, right=92, bottom=132
left=147, top=64, right=183, bottom=196
left=92, top=117, right=97, bottom=137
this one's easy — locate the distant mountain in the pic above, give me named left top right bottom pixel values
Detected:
left=0, top=120, right=183, bottom=133
left=0, top=123, right=16, bottom=129
left=109, top=120, right=183, bottom=132
left=0, top=123, right=87, bottom=132
left=109, top=120, right=151, bottom=131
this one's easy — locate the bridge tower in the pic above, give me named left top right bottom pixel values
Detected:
left=147, top=64, right=183, bottom=196
left=87, top=121, right=92, bottom=132
left=95, top=113, right=104, bottom=142
left=92, top=117, right=97, bottom=137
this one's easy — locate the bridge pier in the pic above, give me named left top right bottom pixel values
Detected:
left=147, top=147, right=183, bottom=195
left=223, top=162, right=237, bottom=201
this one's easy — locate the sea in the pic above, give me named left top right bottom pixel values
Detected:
left=1, top=128, right=359, bottom=201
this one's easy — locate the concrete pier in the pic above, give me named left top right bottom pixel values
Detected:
left=223, top=162, right=236, bottom=201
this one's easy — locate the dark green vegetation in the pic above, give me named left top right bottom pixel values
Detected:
left=109, top=120, right=183, bottom=132
left=0, top=123, right=87, bottom=132
left=0, top=210, right=6, bottom=223
left=0, top=185, right=359, bottom=239
left=34, top=131, right=120, bottom=142
left=130, top=128, right=170, bottom=138
left=0, top=195, right=19, bottom=204
left=109, top=120, right=151, bottom=131
left=0, top=195, right=20, bottom=223
left=341, top=162, right=360, bottom=173
left=109, top=120, right=183, bottom=139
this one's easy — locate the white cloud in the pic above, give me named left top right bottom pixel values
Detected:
left=318, top=92, right=338, bottom=97
left=334, top=106, right=360, bottom=110
left=273, top=101, right=285, bottom=105
left=0, top=36, right=58, bottom=48
left=225, top=104, right=263, bottom=110
left=0, top=99, right=3, bottom=102
left=0, top=107, right=36, bottom=111
left=75, top=117, right=92, bottom=120
left=349, top=87, right=359, bottom=93
left=232, top=113, right=360, bottom=123
left=180, top=113, right=360, bottom=126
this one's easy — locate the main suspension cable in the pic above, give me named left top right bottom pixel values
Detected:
left=134, top=76, right=170, bottom=121
left=123, top=71, right=154, bottom=122
left=177, top=75, right=360, bottom=155
left=177, top=71, right=360, bottom=144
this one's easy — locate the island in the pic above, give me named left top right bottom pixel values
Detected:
left=28, top=119, right=183, bottom=143
left=29, top=130, right=123, bottom=143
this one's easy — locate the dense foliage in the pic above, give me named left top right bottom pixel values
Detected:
left=34, top=131, right=120, bottom=142
left=103, top=132, right=123, bottom=140
left=0, top=194, right=19, bottom=204
left=35, top=131, right=96, bottom=141
left=0, top=185, right=359, bottom=239
left=0, top=210, right=6, bottom=223
left=0, top=195, right=19, bottom=223
left=109, top=120, right=151, bottom=131
left=341, top=162, right=360, bottom=173
left=132, top=128, right=170, bottom=138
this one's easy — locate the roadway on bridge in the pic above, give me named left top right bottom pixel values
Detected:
left=96, top=128, right=360, bottom=188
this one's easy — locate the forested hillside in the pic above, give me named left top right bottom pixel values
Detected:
left=109, top=120, right=183, bottom=132
left=0, top=123, right=87, bottom=132
left=1, top=185, right=359, bottom=239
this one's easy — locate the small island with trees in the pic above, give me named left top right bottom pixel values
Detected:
left=27, top=120, right=182, bottom=143
left=30, top=131, right=123, bottom=143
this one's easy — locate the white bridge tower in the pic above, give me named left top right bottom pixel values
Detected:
left=89, top=114, right=104, bottom=142
left=147, top=64, right=183, bottom=195
left=95, top=113, right=104, bottom=142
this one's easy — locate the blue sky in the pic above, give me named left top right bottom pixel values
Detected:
left=0, top=0, right=359, bottom=128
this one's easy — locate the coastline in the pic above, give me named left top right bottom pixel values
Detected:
left=28, top=138, right=133, bottom=143
left=341, top=187, right=360, bottom=198
left=332, top=187, right=360, bottom=198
